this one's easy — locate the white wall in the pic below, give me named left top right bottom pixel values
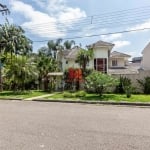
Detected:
left=94, top=47, right=108, bottom=58
left=109, top=58, right=125, bottom=68
left=141, top=45, right=150, bottom=70
left=62, top=46, right=109, bottom=71
left=62, top=59, right=80, bottom=71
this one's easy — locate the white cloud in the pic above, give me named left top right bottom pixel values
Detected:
left=128, top=19, right=150, bottom=32
left=11, top=0, right=65, bottom=38
left=10, top=0, right=86, bottom=38
left=58, top=8, right=86, bottom=25
left=78, top=25, right=107, bottom=37
left=46, top=0, right=86, bottom=26
left=113, top=40, right=130, bottom=49
left=101, top=33, right=122, bottom=41
left=31, top=0, right=45, bottom=8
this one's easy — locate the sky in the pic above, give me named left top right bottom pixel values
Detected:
left=1, top=0, right=150, bottom=58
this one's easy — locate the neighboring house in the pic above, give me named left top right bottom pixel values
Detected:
left=108, top=51, right=141, bottom=75
left=109, top=51, right=131, bottom=68
left=132, top=57, right=142, bottom=63
left=141, top=42, right=150, bottom=70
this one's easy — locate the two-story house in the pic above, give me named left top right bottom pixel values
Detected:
left=58, top=40, right=131, bottom=74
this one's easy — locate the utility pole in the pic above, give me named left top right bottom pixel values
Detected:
left=0, top=3, right=9, bottom=92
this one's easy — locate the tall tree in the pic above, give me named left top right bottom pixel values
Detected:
left=76, top=48, right=93, bottom=73
left=0, top=23, right=32, bottom=91
left=47, top=38, right=63, bottom=59
left=4, top=55, right=38, bottom=91
left=0, top=3, right=9, bottom=91
left=0, top=23, right=32, bottom=56
left=36, top=48, right=59, bottom=91
left=0, top=3, right=9, bottom=15
left=63, top=40, right=75, bottom=50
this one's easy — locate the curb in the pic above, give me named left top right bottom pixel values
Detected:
left=1, top=98, right=150, bottom=107
left=32, top=99, right=150, bottom=106
left=0, top=98, right=23, bottom=101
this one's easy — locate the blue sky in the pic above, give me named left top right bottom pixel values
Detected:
left=1, top=0, right=150, bottom=57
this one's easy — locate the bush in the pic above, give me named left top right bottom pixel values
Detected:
left=137, top=77, right=150, bottom=94
left=115, top=76, right=132, bottom=94
left=75, top=91, right=86, bottom=97
left=85, top=71, right=118, bottom=96
left=63, top=92, right=75, bottom=98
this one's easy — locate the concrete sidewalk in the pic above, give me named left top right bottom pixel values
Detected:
left=24, top=94, right=54, bottom=100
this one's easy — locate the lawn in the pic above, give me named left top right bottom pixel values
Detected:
left=46, top=92, right=150, bottom=103
left=0, top=90, right=50, bottom=99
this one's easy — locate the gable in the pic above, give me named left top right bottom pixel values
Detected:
left=142, top=42, right=150, bottom=54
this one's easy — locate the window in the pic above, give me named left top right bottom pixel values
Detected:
left=112, top=60, right=117, bottom=66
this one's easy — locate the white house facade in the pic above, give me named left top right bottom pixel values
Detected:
left=58, top=40, right=132, bottom=74
left=109, top=51, right=131, bottom=68
left=141, top=42, right=150, bottom=70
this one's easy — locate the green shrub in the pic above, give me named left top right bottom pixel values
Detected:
left=115, top=76, right=132, bottom=94
left=75, top=91, right=86, bottom=97
left=137, top=77, right=150, bottom=94
left=85, top=71, right=118, bottom=96
left=63, top=92, right=75, bottom=98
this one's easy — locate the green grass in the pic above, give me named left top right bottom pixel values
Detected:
left=47, top=92, right=150, bottom=103
left=0, top=90, right=50, bottom=99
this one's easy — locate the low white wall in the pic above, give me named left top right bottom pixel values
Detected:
left=112, top=70, right=150, bottom=93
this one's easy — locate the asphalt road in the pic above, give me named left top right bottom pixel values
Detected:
left=0, top=101, right=150, bottom=150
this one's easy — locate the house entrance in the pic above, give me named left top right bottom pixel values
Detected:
left=94, top=58, right=107, bottom=73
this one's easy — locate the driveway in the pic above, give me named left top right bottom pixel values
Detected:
left=0, top=101, right=150, bottom=150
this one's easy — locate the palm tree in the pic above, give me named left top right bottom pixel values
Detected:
left=36, top=49, right=59, bottom=91
left=0, top=3, right=9, bottom=15
left=63, top=40, right=75, bottom=50
left=76, top=48, right=93, bottom=73
left=4, top=55, right=38, bottom=91
left=47, top=38, right=63, bottom=59
left=1, top=23, right=32, bottom=57
left=0, top=23, right=32, bottom=91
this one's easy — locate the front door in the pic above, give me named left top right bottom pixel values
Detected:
left=94, top=58, right=107, bottom=73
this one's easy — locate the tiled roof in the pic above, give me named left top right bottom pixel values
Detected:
left=110, top=51, right=131, bottom=58
left=108, top=63, right=140, bottom=74
left=63, top=46, right=81, bottom=59
left=87, top=40, right=114, bottom=48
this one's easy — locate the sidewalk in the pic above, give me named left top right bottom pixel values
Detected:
left=24, top=94, right=54, bottom=100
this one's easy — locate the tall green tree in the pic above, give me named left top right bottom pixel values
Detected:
left=63, top=40, right=75, bottom=50
left=4, top=55, right=38, bottom=91
left=0, top=23, right=32, bottom=91
left=76, top=48, right=93, bottom=73
left=0, top=23, right=32, bottom=56
left=0, top=3, right=9, bottom=15
left=36, top=49, right=59, bottom=91
left=47, top=38, right=63, bottom=59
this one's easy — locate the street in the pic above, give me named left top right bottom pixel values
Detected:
left=0, top=101, right=150, bottom=150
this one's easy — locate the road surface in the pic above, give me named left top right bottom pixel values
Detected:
left=0, top=101, right=150, bottom=150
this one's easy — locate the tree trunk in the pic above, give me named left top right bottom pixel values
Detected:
left=44, top=76, right=49, bottom=91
